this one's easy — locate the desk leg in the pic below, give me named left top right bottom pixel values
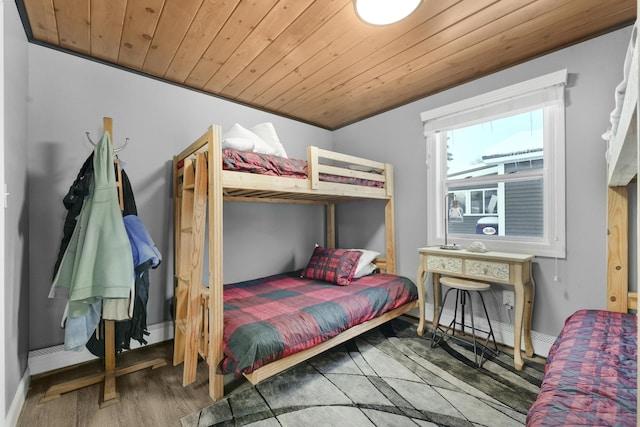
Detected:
left=512, top=259, right=538, bottom=371
left=513, top=281, right=526, bottom=371
left=416, top=260, right=427, bottom=336
left=432, top=272, right=441, bottom=326
left=523, top=277, right=535, bottom=357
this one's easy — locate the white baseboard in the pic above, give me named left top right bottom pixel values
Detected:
left=5, top=368, right=29, bottom=427
left=28, top=321, right=174, bottom=376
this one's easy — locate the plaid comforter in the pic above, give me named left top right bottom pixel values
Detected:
left=222, top=149, right=384, bottom=187
left=218, top=270, right=417, bottom=375
left=527, top=309, right=637, bottom=426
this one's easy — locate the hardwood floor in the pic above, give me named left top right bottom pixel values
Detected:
left=17, top=341, right=216, bottom=427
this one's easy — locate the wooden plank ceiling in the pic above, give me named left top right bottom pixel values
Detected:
left=18, top=0, right=636, bottom=130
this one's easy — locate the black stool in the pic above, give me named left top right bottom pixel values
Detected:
left=431, top=276, right=498, bottom=367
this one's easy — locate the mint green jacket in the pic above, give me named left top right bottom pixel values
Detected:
left=50, top=132, right=134, bottom=317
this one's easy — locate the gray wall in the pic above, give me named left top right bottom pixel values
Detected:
left=4, top=0, right=29, bottom=418
left=333, top=25, right=635, bottom=337
left=26, top=44, right=333, bottom=349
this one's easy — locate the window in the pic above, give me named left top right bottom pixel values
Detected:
left=422, top=70, right=567, bottom=258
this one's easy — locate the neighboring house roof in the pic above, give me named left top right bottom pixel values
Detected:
left=482, top=129, right=543, bottom=163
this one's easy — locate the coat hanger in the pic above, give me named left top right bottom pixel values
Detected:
left=85, top=132, right=130, bottom=153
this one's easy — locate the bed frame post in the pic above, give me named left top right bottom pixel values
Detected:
left=172, top=154, right=184, bottom=365
left=207, top=125, right=225, bottom=401
left=385, top=199, right=396, bottom=274
left=326, top=202, right=335, bottom=249
left=607, top=186, right=629, bottom=312
left=385, top=164, right=396, bottom=274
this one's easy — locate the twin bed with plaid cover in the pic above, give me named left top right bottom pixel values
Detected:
left=218, top=270, right=417, bottom=375
left=527, top=309, right=637, bottom=426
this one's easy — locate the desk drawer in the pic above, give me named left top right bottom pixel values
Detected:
left=464, top=260, right=509, bottom=281
left=426, top=255, right=463, bottom=274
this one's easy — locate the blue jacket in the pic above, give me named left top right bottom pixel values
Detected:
left=123, top=215, right=161, bottom=275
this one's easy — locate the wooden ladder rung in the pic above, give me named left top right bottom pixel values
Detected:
left=175, top=318, right=187, bottom=333
left=173, top=153, right=208, bottom=386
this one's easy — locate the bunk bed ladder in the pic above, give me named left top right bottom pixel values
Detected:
left=173, top=153, right=208, bottom=386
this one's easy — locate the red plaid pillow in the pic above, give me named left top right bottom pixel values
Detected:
left=300, top=247, right=362, bottom=285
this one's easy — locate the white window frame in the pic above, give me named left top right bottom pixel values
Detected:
left=422, top=70, right=567, bottom=258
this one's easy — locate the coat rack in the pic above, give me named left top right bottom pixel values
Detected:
left=41, top=117, right=166, bottom=407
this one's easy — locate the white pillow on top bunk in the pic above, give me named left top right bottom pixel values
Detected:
left=251, top=122, right=288, bottom=158
left=221, top=122, right=287, bottom=158
left=222, top=123, right=268, bottom=153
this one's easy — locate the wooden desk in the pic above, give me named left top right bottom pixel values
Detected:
left=416, top=246, right=535, bottom=371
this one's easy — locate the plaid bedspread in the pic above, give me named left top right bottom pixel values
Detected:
left=527, top=309, right=637, bottom=427
left=222, top=149, right=384, bottom=187
left=219, top=270, right=417, bottom=375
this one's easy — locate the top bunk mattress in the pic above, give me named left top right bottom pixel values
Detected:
left=218, top=270, right=417, bottom=376
left=222, top=148, right=384, bottom=188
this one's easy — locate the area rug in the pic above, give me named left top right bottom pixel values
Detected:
left=181, top=317, right=544, bottom=427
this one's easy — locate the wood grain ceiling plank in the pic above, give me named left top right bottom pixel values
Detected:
left=315, top=1, right=636, bottom=128
left=364, top=0, right=635, bottom=106
left=266, top=0, right=478, bottom=113
left=184, top=0, right=279, bottom=89
left=220, top=0, right=351, bottom=99
left=377, top=6, right=637, bottom=120
left=203, top=0, right=315, bottom=94
left=283, top=0, right=535, bottom=118
left=356, top=8, right=633, bottom=129
left=53, top=0, right=90, bottom=53
left=22, top=0, right=59, bottom=44
left=90, top=0, right=127, bottom=62
left=231, top=2, right=368, bottom=103
left=164, top=0, right=241, bottom=84
left=142, top=0, right=203, bottom=77
left=262, top=0, right=467, bottom=112
left=118, top=0, right=165, bottom=70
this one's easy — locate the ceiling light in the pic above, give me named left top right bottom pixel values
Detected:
left=354, top=0, right=422, bottom=26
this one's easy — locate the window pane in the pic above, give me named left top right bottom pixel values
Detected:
left=446, top=110, right=544, bottom=181
left=504, top=179, right=543, bottom=237
left=470, top=190, right=484, bottom=214
left=485, top=189, right=497, bottom=214
left=447, top=178, right=543, bottom=238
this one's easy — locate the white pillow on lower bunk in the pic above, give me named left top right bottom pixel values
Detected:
left=351, top=249, right=381, bottom=278
left=354, top=262, right=377, bottom=278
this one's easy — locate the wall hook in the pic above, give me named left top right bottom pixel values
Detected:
left=85, top=132, right=130, bottom=152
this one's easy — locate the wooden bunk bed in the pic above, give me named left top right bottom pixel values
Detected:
left=171, top=125, right=424, bottom=401
left=527, top=23, right=638, bottom=427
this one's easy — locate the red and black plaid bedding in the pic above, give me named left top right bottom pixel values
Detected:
left=527, top=309, right=637, bottom=427
left=218, top=270, right=417, bottom=375
left=222, top=149, right=384, bottom=188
